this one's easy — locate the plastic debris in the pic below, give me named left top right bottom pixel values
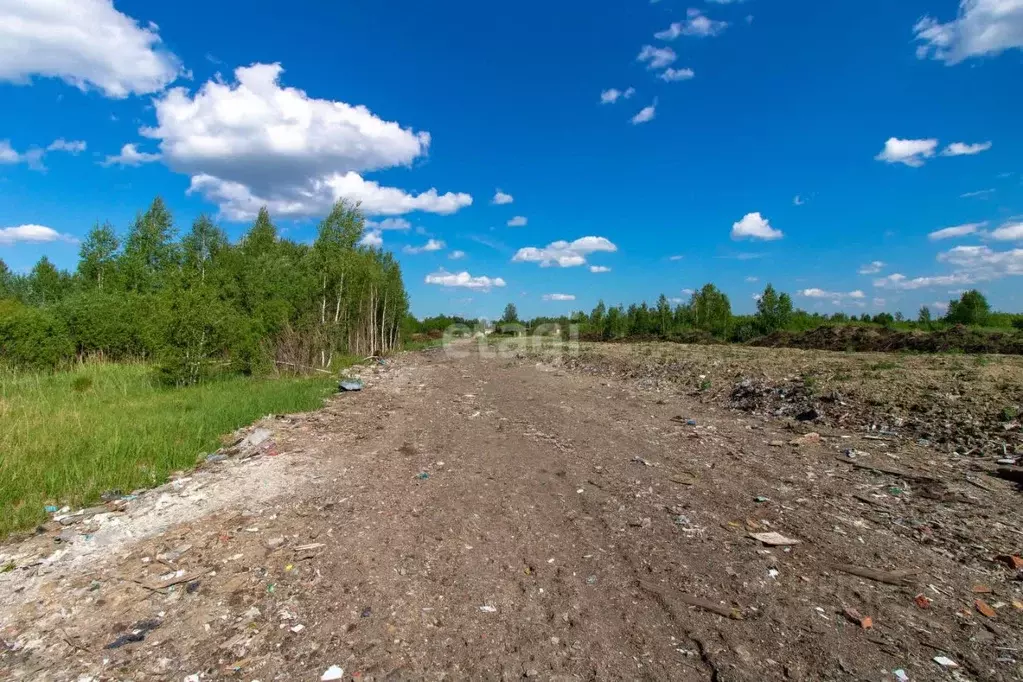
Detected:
left=893, top=669, right=909, bottom=682
left=339, top=379, right=364, bottom=392
left=416, top=472, right=430, bottom=480
left=104, top=619, right=161, bottom=649
left=184, top=675, right=200, bottom=682
left=754, top=496, right=770, bottom=503
left=913, top=593, right=932, bottom=609
left=205, top=453, right=228, bottom=463
left=586, top=575, right=598, bottom=585
left=842, top=607, right=873, bottom=629
left=44, top=505, right=58, bottom=513
left=750, top=531, right=800, bottom=546
left=632, top=456, right=655, bottom=467
left=479, top=605, right=498, bottom=613
left=996, top=555, right=1023, bottom=570
left=361, top=606, right=372, bottom=618
left=932, top=656, right=958, bottom=668
left=975, top=598, right=996, bottom=618
left=290, top=624, right=305, bottom=633
left=321, top=665, right=345, bottom=681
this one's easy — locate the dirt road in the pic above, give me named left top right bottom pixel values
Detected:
left=2, top=343, right=1022, bottom=680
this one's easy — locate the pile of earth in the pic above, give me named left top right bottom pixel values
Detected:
left=751, top=324, right=1023, bottom=355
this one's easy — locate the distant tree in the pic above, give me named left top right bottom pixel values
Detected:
left=501, top=303, right=519, bottom=323
left=243, top=206, right=278, bottom=257
left=755, top=284, right=792, bottom=334
left=894, top=311, right=904, bottom=323
left=860, top=313, right=871, bottom=323
left=655, top=294, right=672, bottom=336
left=946, top=289, right=990, bottom=326
left=918, top=306, right=932, bottom=326
left=0, top=259, right=12, bottom=298
left=182, top=215, right=227, bottom=284
left=691, top=283, right=732, bottom=337
left=121, top=197, right=178, bottom=292
left=28, top=256, right=65, bottom=305
left=872, top=312, right=895, bottom=327
left=78, top=222, right=120, bottom=290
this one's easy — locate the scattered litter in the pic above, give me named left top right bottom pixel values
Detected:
left=975, top=599, right=997, bottom=618
left=361, top=607, right=372, bottom=618
left=632, top=456, right=656, bottom=467
left=932, top=656, right=958, bottom=669
left=996, top=555, right=1023, bottom=570
left=205, top=453, right=228, bottom=463
left=44, top=505, right=58, bottom=513
left=832, top=564, right=919, bottom=586
left=972, top=584, right=992, bottom=594
left=290, top=624, right=305, bottom=633
left=479, top=605, right=498, bottom=613
left=339, top=379, right=364, bottom=392
left=104, top=619, right=161, bottom=649
left=843, top=449, right=869, bottom=459
left=914, top=593, right=933, bottom=609
left=842, top=607, right=873, bottom=629
left=321, top=665, right=345, bottom=681
left=893, top=669, right=909, bottom=682
left=294, top=543, right=325, bottom=552
left=754, top=496, right=770, bottom=503
left=750, top=531, right=800, bottom=546
left=586, top=575, right=598, bottom=585
left=416, top=472, right=430, bottom=480
left=768, top=568, right=779, bottom=579
left=265, top=537, right=285, bottom=550
left=184, top=675, right=200, bottom=682
left=789, top=432, right=821, bottom=446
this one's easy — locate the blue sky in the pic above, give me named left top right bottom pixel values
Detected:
left=1, top=0, right=1021, bottom=320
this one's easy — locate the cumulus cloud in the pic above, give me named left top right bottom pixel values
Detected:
left=681, top=288, right=695, bottom=296
left=512, top=236, right=617, bottom=268
left=875, top=137, right=938, bottom=167
left=873, top=272, right=975, bottom=290
left=589, top=265, right=611, bottom=273
left=47, top=139, right=86, bottom=154
left=858, top=260, right=885, bottom=275
left=403, top=238, right=445, bottom=254
left=928, top=222, right=986, bottom=240
left=991, top=222, right=1023, bottom=240
left=492, top=190, right=514, bottom=205
left=942, top=141, right=992, bottom=156
left=507, top=216, right=528, bottom=227
left=0, top=224, right=78, bottom=245
left=449, top=250, right=466, bottom=260
left=631, top=102, right=657, bottom=125
left=141, top=62, right=471, bottom=220
left=659, top=67, right=695, bottom=82
left=654, top=9, right=728, bottom=39
left=793, top=195, right=805, bottom=206
left=364, top=217, right=411, bottom=231
left=731, top=212, right=782, bottom=240
left=0, top=0, right=183, bottom=97
left=914, top=0, right=1023, bottom=64
left=745, top=276, right=759, bottom=283
left=543, top=293, right=576, bottom=301
left=798, top=288, right=866, bottom=300
left=358, top=230, right=383, bottom=248
left=637, top=45, right=677, bottom=69
left=0, top=139, right=45, bottom=171
left=101, top=143, right=161, bottom=167
left=938, top=244, right=1023, bottom=278
left=599, top=87, right=635, bottom=104
left=425, top=269, right=506, bottom=291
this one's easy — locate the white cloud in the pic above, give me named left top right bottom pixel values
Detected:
left=928, top=221, right=986, bottom=240
left=631, top=102, right=656, bottom=125
left=637, top=45, right=677, bottom=69
left=669, top=297, right=684, bottom=304
left=142, top=62, right=471, bottom=220
left=731, top=212, right=782, bottom=240
left=0, top=0, right=183, bottom=98
left=543, top=293, right=576, bottom=301
left=681, top=288, right=695, bottom=295
left=402, top=238, right=445, bottom=254
left=858, top=260, right=885, bottom=274
left=364, top=217, right=411, bottom=231
left=960, top=188, right=995, bottom=198
left=0, top=224, right=78, bottom=245
left=659, top=67, right=695, bottom=82
left=512, top=236, right=618, bottom=268
left=358, top=229, right=383, bottom=248
left=0, top=140, right=18, bottom=163
left=875, top=137, right=938, bottom=167
left=932, top=300, right=950, bottom=312
left=752, top=293, right=762, bottom=302
left=47, top=139, right=86, bottom=154
left=507, top=216, right=527, bottom=227
left=492, top=190, right=514, bottom=205
left=589, top=265, right=611, bottom=273
left=425, top=269, right=506, bottom=291
left=938, top=244, right=1023, bottom=278
left=941, top=141, right=992, bottom=156
left=668, top=255, right=684, bottom=261
left=991, top=222, right=1023, bottom=240
left=602, top=86, right=636, bottom=104
left=914, top=0, right=1023, bottom=64
left=793, top=195, right=805, bottom=206
left=872, top=297, right=886, bottom=308
left=0, top=139, right=45, bottom=170
left=654, top=9, right=728, bottom=39
left=101, top=142, right=160, bottom=167
left=873, top=272, right=975, bottom=290
left=449, top=250, right=466, bottom=260
left=798, top=288, right=866, bottom=300
left=745, top=276, right=759, bottom=283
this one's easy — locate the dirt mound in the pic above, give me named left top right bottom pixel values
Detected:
left=752, top=324, right=1023, bottom=355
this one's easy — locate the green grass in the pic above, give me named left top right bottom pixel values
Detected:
left=0, top=362, right=335, bottom=538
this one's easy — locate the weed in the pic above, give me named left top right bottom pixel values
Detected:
left=0, top=362, right=334, bottom=538
left=699, top=378, right=712, bottom=392
left=869, top=361, right=900, bottom=371
left=1001, top=406, right=1019, bottom=422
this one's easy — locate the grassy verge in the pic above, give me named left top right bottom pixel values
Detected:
left=0, top=362, right=336, bottom=538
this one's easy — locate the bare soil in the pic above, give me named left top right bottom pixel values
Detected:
left=2, top=342, right=1022, bottom=681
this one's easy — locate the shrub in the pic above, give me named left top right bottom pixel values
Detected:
left=0, top=300, right=74, bottom=369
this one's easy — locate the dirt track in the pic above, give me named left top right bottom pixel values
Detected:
left=2, top=343, right=1022, bottom=681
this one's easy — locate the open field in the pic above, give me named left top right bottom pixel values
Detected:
left=0, top=363, right=335, bottom=538
left=1, top=342, right=1022, bottom=680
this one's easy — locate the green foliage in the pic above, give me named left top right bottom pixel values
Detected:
left=502, top=303, right=519, bottom=323
left=946, top=289, right=990, bottom=326
left=755, top=284, right=792, bottom=334
left=691, top=284, right=732, bottom=337
left=0, top=300, right=74, bottom=369
left=78, top=222, right=120, bottom=290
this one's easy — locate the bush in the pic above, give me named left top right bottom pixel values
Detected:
left=0, top=300, right=74, bottom=369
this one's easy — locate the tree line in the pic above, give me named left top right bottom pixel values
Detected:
left=498, top=284, right=1023, bottom=342
left=0, top=198, right=408, bottom=383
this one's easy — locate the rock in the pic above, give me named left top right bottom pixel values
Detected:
left=266, top=537, right=285, bottom=550
left=789, top=432, right=821, bottom=446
